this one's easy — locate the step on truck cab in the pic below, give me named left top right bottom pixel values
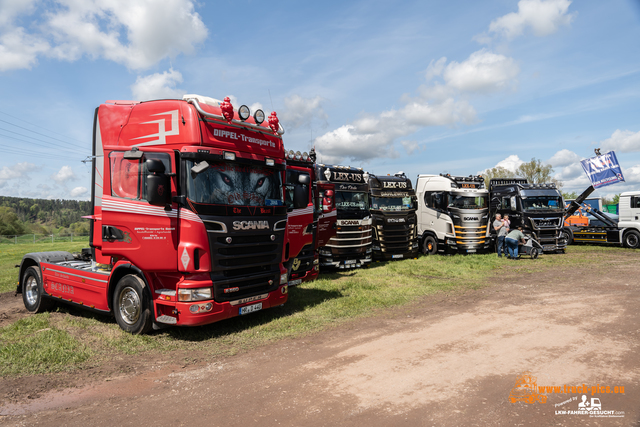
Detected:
left=368, top=172, right=418, bottom=260
left=17, top=94, right=296, bottom=334
left=416, top=174, right=490, bottom=255
left=283, top=149, right=337, bottom=285
left=316, top=165, right=372, bottom=269
left=489, top=178, right=566, bottom=253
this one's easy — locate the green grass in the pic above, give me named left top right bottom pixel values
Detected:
left=0, top=244, right=635, bottom=377
left=0, top=242, right=88, bottom=293
left=0, top=314, right=92, bottom=376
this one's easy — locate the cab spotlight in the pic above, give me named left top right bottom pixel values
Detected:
left=302, top=152, right=308, bottom=161
left=238, top=105, right=250, bottom=121
left=254, top=109, right=265, bottom=124
left=295, top=151, right=302, bottom=160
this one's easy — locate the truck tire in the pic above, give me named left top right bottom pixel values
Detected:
left=560, top=228, right=573, bottom=245
left=22, top=266, right=53, bottom=313
left=530, top=248, right=539, bottom=259
left=623, top=230, right=640, bottom=249
left=113, top=274, right=153, bottom=334
left=422, top=235, right=438, bottom=255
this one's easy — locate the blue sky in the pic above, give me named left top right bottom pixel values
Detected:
left=1, top=0, right=640, bottom=201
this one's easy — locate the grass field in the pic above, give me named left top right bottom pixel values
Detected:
left=0, top=243, right=632, bottom=377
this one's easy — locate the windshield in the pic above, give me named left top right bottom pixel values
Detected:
left=371, top=196, right=413, bottom=211
left=447, top=194, right=488, bottom=210
left=522, top=196, right=563, bottom=212
left=335, top=191, right=368, bottom=211
left=186, top=160, right=284, bottom=206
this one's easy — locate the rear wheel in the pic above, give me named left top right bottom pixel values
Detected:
left=623, top=230, right=640, bottom=249
left=113, top=275, right=153, bottom=334
left=530, top=248, right=539, bottom=259
left=422, top=235, right=438, bottom=255
left=22, top=266, right=53, bottom=313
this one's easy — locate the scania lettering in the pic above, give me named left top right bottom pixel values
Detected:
left=316, top=165, right=372, bottom=269
left=489, top=178, right=566, bottom=253
left=416, top=174, right=490, bottom=254
left=368, top=172, right=418, bottom=260
left=16, top=94, right=293, bottom=334
left=283, top=149, right=337, bottom=284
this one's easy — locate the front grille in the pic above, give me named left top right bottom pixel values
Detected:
left=207, top=217, right=285, bottom=302
left=454, top=225, right=487, bottom=247
left=532, top=218, right=561, bottom=228
left=376, top=223, right=416, bottom=254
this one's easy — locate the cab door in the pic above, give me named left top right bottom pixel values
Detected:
left=285, top=166, right=313, bottom=261
left=101, top=150, right=178, bottom=272
left=316, top=182, right=337, bottom=248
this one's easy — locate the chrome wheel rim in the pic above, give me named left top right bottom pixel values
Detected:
left=25, top=276, right=38, bottom=306
left=628, top=235, right=638, bottom=247
left=118, top=286, right=141, bottom=325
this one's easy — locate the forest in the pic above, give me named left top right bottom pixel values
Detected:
left=0, top=196, right=91, bottom=236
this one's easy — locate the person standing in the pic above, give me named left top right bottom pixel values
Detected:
left=505, top=226, right=527, bottom=259
left=493, top=213, right=508, bottom=257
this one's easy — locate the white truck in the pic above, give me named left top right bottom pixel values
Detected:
left=416, top=174, right=491, bottom=255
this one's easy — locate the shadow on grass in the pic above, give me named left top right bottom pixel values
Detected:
left=47, top=286, right=344, bottom=342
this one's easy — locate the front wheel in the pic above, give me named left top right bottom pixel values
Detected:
left=22, top=266, right=53, bottom=313
left=623, top=230, right=640, bottom=249
left=560, top=228, right=573, bottom=245
left=422, top=235, right=438, bottom=255
left=113, top=275, right=153, bottom=334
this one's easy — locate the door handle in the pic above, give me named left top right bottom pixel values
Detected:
left=102, top=225, right=124, bottom=241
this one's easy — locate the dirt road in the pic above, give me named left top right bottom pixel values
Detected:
left=1, top=252, right=639, bottom=426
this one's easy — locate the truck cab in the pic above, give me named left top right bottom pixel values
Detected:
left=284, top=149, right=337, bottom=285
left=416, top=174, right=490, bottom=255
left=368, top=172, right=418, bottom=260
left=489, top=178, right=566, bottom=253
left=17, top=94, right=294, bottom=333
left=316, top=165, right=372, bottom=269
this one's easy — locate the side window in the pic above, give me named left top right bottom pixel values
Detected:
left=501, top=197, right=511, bottom=210
left=110, top=151, right=171, bottom=201
left=423, top=191, right=432, bottom=208
left=631, top=196, right=640, bottom=209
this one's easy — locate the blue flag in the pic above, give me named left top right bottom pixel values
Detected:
left=580, top=151, right=625, bottom=189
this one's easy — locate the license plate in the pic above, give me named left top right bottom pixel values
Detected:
left=289, top=279, right=302, bottom=286
left=345, top=260, right=356, bottom=265
left=543, top=245, right=555, bottom=250
left=239, top=302, right=262, bottom=315
left=392, top=254, right=403, bottom=259
left=467, top=249, right=476, bottom=253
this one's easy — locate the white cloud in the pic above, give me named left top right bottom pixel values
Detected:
left=0, top=162, right=35, bottom=186
left=51, top=165, right=76, bottom=184
left=442, top=50, right=519, bottom=93
left=547, top=149, right=581, bottom=167
left=315, top=47, right=521, bottom=164
left=0, top=0, right=208, bottom=71
left=400, top=140, right=420, bottom=155
left=496, top=155, right=524, bottom=172
left=131, top=68, right=185, bottom=100
left=489, top=0, right=574, bottom=39
left=599, top=129, right=640, bottom=153
left=0, top=0, right=38, bottom=27
left=280, top=95, right=328, bottom=130
left=0, top=27, right=50, bottom=71
left=70, top=186, right=89, bottom=198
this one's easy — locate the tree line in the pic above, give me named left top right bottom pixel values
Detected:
left=0, top=196, right=91, bottom=236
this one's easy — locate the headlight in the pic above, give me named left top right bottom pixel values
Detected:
left=280, top=273, right=288, bottom=285
left=178, top=287, right=212, bottom=302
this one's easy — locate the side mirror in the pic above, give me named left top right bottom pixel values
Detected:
left=510, top=196, right=517, bottom=211
left=322, top=190, right=334, bottom=213
left=293, top=185, right=308, bottom=209
left=146, top=159, right=171, bottom=206
left=298, top=174, right=311, bottom=185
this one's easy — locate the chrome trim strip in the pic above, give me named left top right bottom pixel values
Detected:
left=45, top=268, right=109, bottom=282
left=274, top=219, right=287, bottom=231
left=203, top=220, right=228, bottom=233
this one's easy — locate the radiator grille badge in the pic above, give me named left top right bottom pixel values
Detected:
left=226, top=237, right=232, bottom=244
left=270, top=235, right=276, bottom=241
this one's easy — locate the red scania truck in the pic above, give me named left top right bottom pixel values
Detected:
left=284, top=148, right=337, bottom=285
left=16, top=94, right=294, bottom=334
